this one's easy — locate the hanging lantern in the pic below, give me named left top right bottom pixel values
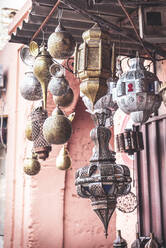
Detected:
left=113, top=230, right=128, bottom=248
left=47, top=22, right=75, bottom=59
left=53, top=87, right=74, bottom=107
left=159, top=81, right=166, bottom=106
left=116, top=192, right=138, bottom=213
left=20, top=67, right=43, bottom=101
left=25, top=118, right=33, bottom=141
left=116, top=128, right=144, bottom=155
left=145, top=233, right=159, bottom=248
left=74, top=23, right=112, bottom=105
left=43, top=106, right=72, bottom=145
left=24, top=152, right=41, bottom=176
left=48, top=63, right=69, bottom=96
left=75, top=109, right=131, bottom=238
left=56, top=145, right=71, bottom=170
left=115, top=57, right=161, bottom=124
left=31, top=106, right=51, bottom=160
left=32, top=43, right=53, bottom=110
left=131, top=233, right=144, bottom=248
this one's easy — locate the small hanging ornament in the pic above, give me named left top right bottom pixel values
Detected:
left=113, top=230, right=128, bottom=248
left=43, top=105, right=72, bottom=145
left=23, top=152, right=41, bottom=176
left=115, top=57, right=161, bottom=124
left=31, top=106, right=52, bottom=160
left=145, top=233, right=159, bottom=248
left=48, top=63, right=69, bottom=96
left=116, top=128, right=144, bottom=155
left=47, top=22, right=75, bottom=59
left=56, top=145, right=71, bottom=170
left=116, top=192, right=138, bottom=213
left=53, top=87, right=74, bottom=107
left=131, top=233, right=144, bottom=248
left=20, top=66, right=43, bottom=101
left=25, top=118, right=33, bottom=141
left=32, top=42, right=53, bottom=110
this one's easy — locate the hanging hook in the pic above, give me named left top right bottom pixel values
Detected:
left=57, top=7, right=63, bottom=23
left=40, top=27, right=45, bottom=47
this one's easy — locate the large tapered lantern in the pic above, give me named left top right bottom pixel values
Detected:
left=74, top=23, right=112, bottom=105
left=75, top=87, right=131, bottom=238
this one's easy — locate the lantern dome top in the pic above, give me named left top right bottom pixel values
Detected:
left=82, top=23, right=111, bottom=42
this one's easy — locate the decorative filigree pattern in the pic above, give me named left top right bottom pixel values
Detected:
left=75, top=111, right=132, bottom=237
left=116, top=192, right=138, bottom=213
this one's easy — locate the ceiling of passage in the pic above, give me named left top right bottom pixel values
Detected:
left=9, top=0, right=166, bottom=59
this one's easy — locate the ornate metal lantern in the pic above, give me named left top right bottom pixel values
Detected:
left=43, top=106, right=72, bottom=145
left=48, top=63, right=69, bottom=96
left=115, top=57, right=161, bottom=124
left=116, top=128, right=144, bottom=155
left=20, top=67, right=43, bottom=101
left=47, top=22, right=75, bottom=59
left=24, top=152, right=41, bottom=176
left=131, top=233, right=144, bottom=248
left=32, top=43, right=53, bottom=110
left=145, top=233, right=159, bottom=248
left=31, top=106, right=51, bottom=160
left=159, top=81, right=166, bottom=106
left=113, top=230, right=127, bottom=248
left=74, top=23, right=112, bottom=105
left=75, top=89, right=131, bottom=237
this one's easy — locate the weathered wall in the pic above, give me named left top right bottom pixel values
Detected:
left=0, top=42, right=116, bottom=248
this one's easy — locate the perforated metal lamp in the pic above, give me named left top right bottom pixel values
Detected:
left=74, top=23, right=112, bottom=105
left=75, top=88, right=131, bottom=238
left=115, top=57, right=161, bottom=124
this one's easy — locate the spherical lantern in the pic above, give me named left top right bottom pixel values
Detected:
left=115, top=57, right=161, bottom=124
left=53, top=87, right=74, bottom=107
left=43, top=106, right=72, bottom=145
left=48, top=63, right=69, bottom=96
left=20, top=68, right=42, bottom=101
left=74, top=23, right=112, bottom=105
left=47, top=22, right=75, bottom=59
left=24, top=153, right=41, bottom=176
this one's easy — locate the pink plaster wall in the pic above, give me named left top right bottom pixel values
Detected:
left=0, top=42, right=116, bottom=248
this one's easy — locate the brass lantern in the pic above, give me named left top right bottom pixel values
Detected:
left=74, top=23, right=112, bottom=105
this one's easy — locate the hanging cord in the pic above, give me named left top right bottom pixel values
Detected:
left=117, top=0, right=154, bottom=61
left=30, top=0, right=61, bottom=41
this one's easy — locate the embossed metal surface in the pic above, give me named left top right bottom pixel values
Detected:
left=56, top=146, right=71, bottom=170
left=116, top=129, right=144, bottom=155
left=20, top=69, right=43, bottom=101
left=33, top=44, right=53, bottom=109
left=53, top=87, right=74, bottom=107
left=48, top=22, right=75, bottom=59
left=115, top=58, right=162, bottom=124
left=75, top=109, right=132, bottom=237
left=43, top=106, right=72, bottom=144
left=116, top=192, right=138, bottom=213
left=48, top=63, right=69, bottom=96
left=31, top=107, right=51, bottom=160
left=74, top=23, right=112, bottom=105
left=23, top=153, right=41, bottom=176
